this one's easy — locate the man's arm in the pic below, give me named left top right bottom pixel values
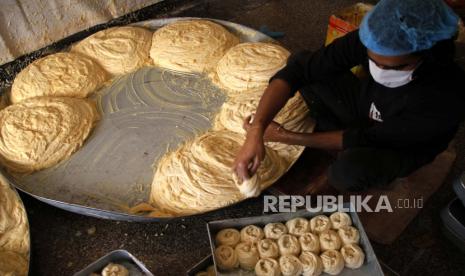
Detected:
left=280, top=131, right=344, bottom=150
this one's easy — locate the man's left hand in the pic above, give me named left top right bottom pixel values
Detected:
left=243, top=115, right=288, bottom=142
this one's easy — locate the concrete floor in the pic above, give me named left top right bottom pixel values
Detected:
left=3, top=0, right=465, bottom=275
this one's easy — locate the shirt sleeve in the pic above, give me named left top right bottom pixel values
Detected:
left=271, top=30, right=367, bottom=94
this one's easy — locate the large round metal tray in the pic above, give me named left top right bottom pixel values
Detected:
left=3, top=18, right=309, bottom=221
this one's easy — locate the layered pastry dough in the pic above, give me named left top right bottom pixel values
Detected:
left=319, top=230, right=342, bottom=251
left=279, top=255, right=303, bottom=276
left=0, top=250, right=28, bottom=276
left=101, top=263, right=129, bottom=276
left=216, top=228, right=240, bottom=247
left=240, top=225, right=264, bottom=244
left=215, top=245, right=239, bottom=271
left=257, top=239, right=279, bottom=259
left=329, top=212, right=352, bottom=230
left=341, top=244, right=365, bottom=269
left=149, top=131, right=286, bottom=215
left=299, top=232, right=320, bottom=254
left=338, top=226, right=360, bottom=245
left=286, top=217, right=310, bottom=237
left=72, top=26, right=152, bottom=75
left=0, top=97, right=98, bottom=173
left=11, top=52, right=108, bottom=104
left=278, top=234, right=301, bottom=256
left=299, top=251, right=323, bottom=276
left=215, top=42, right=289, bottom=92
left=310, top=215, right=332, bottom=234
left=264, top=222, right=288, bottom=240
left=150, top=20, right=238, bottom=73
left=235, top=242, right=260, bottom=270
left=320, top=250, right=344, bottom=275
left=255, top=258, right=281, bottom=276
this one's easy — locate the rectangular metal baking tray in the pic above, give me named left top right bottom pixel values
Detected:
left=206, top=202, right=384, bottom=276
left=187, top=254, right=214, bottom=276
left=73, top=249, right=153, bottom=276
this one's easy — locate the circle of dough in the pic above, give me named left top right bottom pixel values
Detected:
left=240, top=225, right=264, bottom=244
left=286, top=217, right=310, bottom=237
left=341, top=244, right=365, bottom=269
left=150, top=131, right=287, bottom=215
left=319, top=230, right=342, bottom=251
left=279, top=255, right=303, bottom=276
left=215, top=42, right=289, bottom=92
left=329, top=212, right=352, bottom=230
left=255, top=258, right=281, bottom=276
left=215, top=228, right=240, bottom=247
left=11, top=52, right=108, bottom=104
left=299, top=232, right=320, bottom=254
left=264, top=222, right=288, bottom=240
left=278, top=234, right=301, bottom=256
left=72, top=26, right=152, bottom=75
left=150, top=20, right=238, bottom=73
left=235, top=242, right=260, bottom=270
left=101, top=263, right=129, bottom=276
left=310, top=215, right=332, bottom=234
left=0, top=251, right=28, bottom=276
left=0, top=97, right=98, bottom=173
left=215, top=245, right=239, bottom=271
left=257, top=238, right=279, bottom=259
left=320, top=249, right=344, bottom=275
left=299, top=251, right=323, bottom=276
left=338, top=225, right=360, bottom=245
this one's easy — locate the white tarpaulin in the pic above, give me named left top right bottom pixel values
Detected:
left=0, top=0, right=163, bottom=65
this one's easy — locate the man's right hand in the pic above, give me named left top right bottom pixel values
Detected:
left=233, top=127, right=266, bottom=182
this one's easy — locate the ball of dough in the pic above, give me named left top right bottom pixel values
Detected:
left=11, top=52, right=108, bottom=104
left=320, top=250, right=344, bottom=275
left=329, top=212, right=352, bottom=230
left=72, top=26, right=152, bottom=75
left=278, top=234, right=301, bottom=256
left=319, top=230, right=342, bottom=251
left=341, top=244, right=365, bottom=269
left=215, top=228, right=240, bottom=247
left=235, top=242, right=260, bottom=270
left=101, top=263, right=129, bottom=276
left=310, top=215, right=332, bottom=234
left=150, top=20, right=238, bottom=73
left=299, top=251, right=323, bottom=276
left=286, top=217, right=310, bottom=237
left=279, top=255, right=303, bottom=276
left=215, top=245, right=239, bottom=271
left=240, top=225, right=265, bottom=244
left=255, top=258, right=281, bottom=276
left=299, top=232, right=320, bottom=254
left=338, top=225, right=360, bottom=245
left=215, top=42, right=289, bottom=92
left=0, top=97, right=99, bottom=173
left=257, top=238, right=279, bottom=259
left=264, top=222, right=288, bottom=240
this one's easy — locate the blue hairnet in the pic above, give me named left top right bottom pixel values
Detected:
left=359, top=0, right=459, bottom=56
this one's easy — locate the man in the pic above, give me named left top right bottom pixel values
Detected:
left=233, top=0, right=465, bottom=192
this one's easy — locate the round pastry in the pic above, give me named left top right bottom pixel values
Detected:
left=299, top=232, right=320, bottom=254
left=264, top=222, right=288, bottom=240
left=319, top=230, right=342, bottom=251
left=341, top=244, right=365, bottom=269
left=215, top=42, right=289, bottom=92
left=150, top=19, right=238, bottom=73
left=310, top=215, right=332, bottom=234
left=72, top=26, right=152, bottom=75
left=278, top=234, right=301, bottom=256
left=0, top=97, right=99, bottom=173
left=286, top=217, right=310, bottom=237
left=338, top=225, right=360, bottom=245
left=205, top=265, right=215, bottom=276
left=215, top=245, right=239, bottom=271
left=235, top=242, right=260, bottom=270
left=320, top=250, right=344, bottom=275
left=257, top=238, right=279, bottom=259
left=101, top=263, right=129, bottom=276
left=279, top=255, right=303, bottom=276
left=255, top=258, right=281, bottom=276
left=11, top=52, right=108, bottom=104
left=329, top=212, right=352, bottom=230
left=215, top=228, right=240, bottom=247
left=240, top=225, right=265, bottom=244
left=299, top=251, right=323, bottom=276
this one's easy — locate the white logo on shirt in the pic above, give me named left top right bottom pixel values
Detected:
left=369, top=103, right=383, bottom=122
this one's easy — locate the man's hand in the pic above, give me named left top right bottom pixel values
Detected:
left=233, top=126, right=266, bottom=182
left=243, top=115, right=288, bottom=142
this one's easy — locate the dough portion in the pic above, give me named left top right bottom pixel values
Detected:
left=216, top=228, right=240, bottom=247
left=72, top=26, right=152, bottom=75
left=11, top=52, right=108, bottom=104
left=264, top=222, right=288, bottom=240
left=338, top=226, right=360, bottom=245
left=215, top=245, right=239, bottom=271
left=329, top=212, right=352, bottom=230
left=286, top=217, right=310, bottom=237
left=257, top=239, right=279, bottom=259
left=278, top=234, right=301, bottom=256
left=240, top=225, right=264, bottom=244
left=319, top=230, right=342, bottom=251
left=341, top=244, right=365, bottom=269
left=0, top=250, right=28, bottom=276
left=279, top=255, right=303, bottom=276
left=150, top=20, right=238, bottom=73
left=195, top=265, right=215, bottom=276
left=299, top=232, right=320, bottom=254
left=0, top=97, right=99, bottom=173
left=149, top=130, right=287, bottom=216
left=255, top=258, right=281, bottom=276
left=101, top=263, right=129, bottom=276
left=310, top=215, right=332, bottom=234
left=235, top=242, right=260, bottom=270
left=299, top=251, right=323, bottom=276
left=214, top=42, right=289, bottom=92
left=320, top=250, right=344, bottom=275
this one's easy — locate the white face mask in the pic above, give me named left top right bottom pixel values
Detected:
left=368, top=59, right=415, bottom=88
